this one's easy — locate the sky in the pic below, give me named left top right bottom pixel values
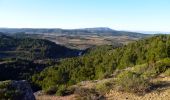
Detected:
left=0, top=0, right=170, bottom=31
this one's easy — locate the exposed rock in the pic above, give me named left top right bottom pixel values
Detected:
left=0, top=80, right=35, bottom=100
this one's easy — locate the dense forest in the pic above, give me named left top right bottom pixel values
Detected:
left=0, top=58, right=58, bottom=81
left=32, top=35, right=170, bottom=94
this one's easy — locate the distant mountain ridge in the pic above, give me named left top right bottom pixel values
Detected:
left=80, top=27, right=114, bottom=32
left=0, top=27, right=150, bottom=38
left=134, top=31, right=170, bottom=34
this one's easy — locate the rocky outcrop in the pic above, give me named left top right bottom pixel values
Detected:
left=0, top=80, right=35, bottom=100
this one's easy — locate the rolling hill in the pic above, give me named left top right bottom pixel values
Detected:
left=0, top=33, right=80, bottom=60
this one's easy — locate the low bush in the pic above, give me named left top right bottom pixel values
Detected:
left=95, top=80, right=114, bottom=94
left=45, top=86, right=58, bottom=95
left=44, top=85, right=75, bottom=96
left=141, top=66, right=158, bottom=79
left=55, top=85, right=67, bottom=96
left=116, top=71, right=150, bottom=94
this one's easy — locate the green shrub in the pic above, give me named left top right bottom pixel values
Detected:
left=95, top=80, right=114, bottom=94
left=141, top=66, right=158, bottom=79
left=56, top=85, right=67, bottom=96
left=132, top=58, right=170, bottom=79
left=154, top=60, right=168, bottom=74
left=132, top=64, right=148, bottom=74
left=116, top=71, right=150, bottom=94
left=45, top=85, right=75, bottom=96
left=131, top=64, right=156, bottom=79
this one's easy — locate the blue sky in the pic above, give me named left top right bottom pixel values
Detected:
left=0, top=0, right=170, bottom=31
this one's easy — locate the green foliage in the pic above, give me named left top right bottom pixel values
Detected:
left=115, top=58, right=170, bottom=94
left=132, top=58, right=170, bottom=79
left=154, top=58, right=170, bottom=73
left=95, top=80, right=114, bottom=94
left=55, top=85, right=67, bottom=96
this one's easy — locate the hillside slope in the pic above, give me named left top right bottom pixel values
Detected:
left=33, top=35, right=170, bottom=95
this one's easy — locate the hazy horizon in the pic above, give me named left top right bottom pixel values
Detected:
left=0, top=0, right=170, bottom=31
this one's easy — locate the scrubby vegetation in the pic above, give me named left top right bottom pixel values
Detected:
left=95, top=79, right=114, bottom=94
left=114, top=58, right=170, bottom=94
left=116, top=71, right=150, bottom=94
